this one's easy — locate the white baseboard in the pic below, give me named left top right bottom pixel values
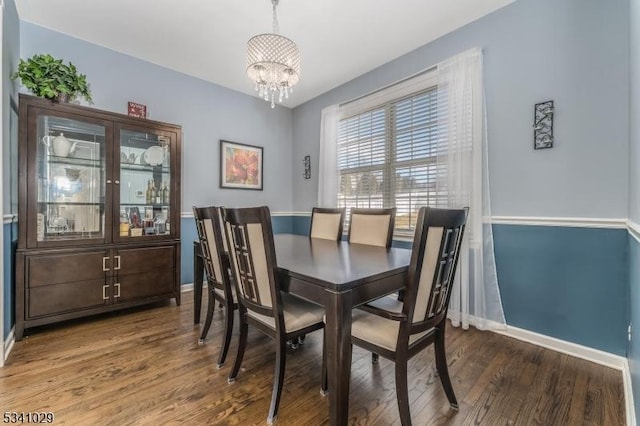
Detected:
left=494, top=325, right=626, bottom=370
left=622, top=359, right=637, bottom=426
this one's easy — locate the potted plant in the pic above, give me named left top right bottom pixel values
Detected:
left=11, top=53, right=93, bottom=103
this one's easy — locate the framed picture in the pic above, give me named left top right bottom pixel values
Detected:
left=220, top=140, right=263, bottom=190
left=127, top=101, right=147, bottom=118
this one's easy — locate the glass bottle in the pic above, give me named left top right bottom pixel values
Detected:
left=162, top=184, right=169, bottom=204
left=145, top=180, right=153, bottom=204
left=153, top=180, right=161, bottom=204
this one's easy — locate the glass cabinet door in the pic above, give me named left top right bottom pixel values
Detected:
left=34, top=114, right=107, bottom=244
left=117, top=128, right=173, bottom=240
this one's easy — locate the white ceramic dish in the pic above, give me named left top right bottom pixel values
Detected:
left=143, top=146, right=164, bottom=166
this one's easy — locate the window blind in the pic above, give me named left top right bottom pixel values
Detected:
left=337, top=79, right=446, bottom=233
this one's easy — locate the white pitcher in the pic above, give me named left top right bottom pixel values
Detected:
left=42, top=133, right=77, bottom=157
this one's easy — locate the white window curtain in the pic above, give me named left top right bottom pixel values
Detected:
left=318, top=105, right=340, bottom=207
left=317, top=48, right=505, bottom=331
left=435, top=48, right=506, bottom=330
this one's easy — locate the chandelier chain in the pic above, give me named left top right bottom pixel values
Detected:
left=272, top=0, right=279, bottom=34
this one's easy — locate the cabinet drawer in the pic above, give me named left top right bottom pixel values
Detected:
left=27, top=251, right=108, bottom=287
left=117, top=269, right=175, bottom=302
left=117, top=246, right=175, bottom=274
left=29, top=280, right=106, bottom=318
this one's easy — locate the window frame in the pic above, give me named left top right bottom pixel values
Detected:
left=335, top=70, right=441, bottom=238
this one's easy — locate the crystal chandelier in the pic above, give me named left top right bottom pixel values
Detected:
left=246, top=0, right=300, bottom=108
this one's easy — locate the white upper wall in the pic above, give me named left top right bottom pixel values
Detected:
left=292, top=0, right=630, bottom=219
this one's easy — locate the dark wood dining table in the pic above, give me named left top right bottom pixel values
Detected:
left=193, top=234, right=411, bottom=426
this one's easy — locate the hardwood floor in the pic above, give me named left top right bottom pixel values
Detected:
left=1, top=294, right=625, bottom=425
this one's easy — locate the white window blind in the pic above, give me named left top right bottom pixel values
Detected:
left=336, top=72, right=446, bottom=233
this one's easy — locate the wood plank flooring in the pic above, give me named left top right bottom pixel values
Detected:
left=1, top=294, right=625, bottom=425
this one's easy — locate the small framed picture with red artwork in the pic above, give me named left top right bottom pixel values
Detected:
left=127, top=101, right=147, bottom=118
left=220, top=140, right=263, bottom=190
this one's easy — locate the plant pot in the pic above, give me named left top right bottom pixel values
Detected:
left=55, top=93, right=70, bottom=103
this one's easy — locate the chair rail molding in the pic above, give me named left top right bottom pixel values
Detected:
left=490, top=215, right=627, bottom=229
left=628, top=219, right=640, bottom=243
left=3, top=214, right=17, bottom=225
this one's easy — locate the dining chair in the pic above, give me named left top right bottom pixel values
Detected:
left=348, top=207, right=396, bottom=248
left=192, top=206, right=238, bottom=368
left=224, top=206, right=325, bottom=424
left=322, top=206, right=468, bottom=426
left=309, top=207, right=346, bottom=241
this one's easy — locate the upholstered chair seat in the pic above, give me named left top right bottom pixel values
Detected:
left=351, top=305, right=432, bottom=352
left=247, top=292, right=325, bottom=333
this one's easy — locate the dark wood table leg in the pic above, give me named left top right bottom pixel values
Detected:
left=193, top=242, right=204, bottom=324
left=325, top=289, right=352, bottom=426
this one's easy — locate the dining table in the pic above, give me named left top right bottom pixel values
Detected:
left=193, top=233, right=411, bottom=426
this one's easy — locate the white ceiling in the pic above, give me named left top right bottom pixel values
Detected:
left=15, top=0, right=513, bottom=108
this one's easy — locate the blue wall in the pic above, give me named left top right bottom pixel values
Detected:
left=3, top=223, right=16, bottom=339
left=19, top=22, right=295, bottom=213
left=629, top=234, right=640, bottom=417
left=291, top=0, right=629, bottom=219
left=494, top=225, right=628, bottom=355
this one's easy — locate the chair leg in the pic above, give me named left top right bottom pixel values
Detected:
left=217, top=302, right=234, bottom=368
left=198, top=289, right=216, bottom=343
left=268, top=337, right=287, bottom=424
left=395, top=358, right=411, bottom=426
left=371, top=353, right=379, bottom=364
left=228, top=315, right=248, bottom=383
left=434, top=327, right=458, bottom=410
left=320, top=332, right=328, bottom=395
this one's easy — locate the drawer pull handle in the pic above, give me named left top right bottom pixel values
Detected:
left=114, top=283, right=121, bottom=298
left=114, top=255, right=121, bottom=270
left=102, top=284, right=109, bottom=300
left=102, top=256, right=109, bottom=271
left=106, top=179, right=112, bottom=184
left=115, top=180, right=120, bottom=185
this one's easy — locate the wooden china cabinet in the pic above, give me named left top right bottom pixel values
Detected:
left=15, top=94, right=182, bottom=340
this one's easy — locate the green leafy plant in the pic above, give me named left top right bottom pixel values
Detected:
left=10, top=54, right=92, bottom=103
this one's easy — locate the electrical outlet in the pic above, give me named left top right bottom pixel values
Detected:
left=629, top=324, right=632, bottom=342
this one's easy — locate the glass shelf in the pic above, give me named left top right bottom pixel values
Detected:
left=37, top=201, right=102, bottom=206
left=121, top=164, right=170, bottom=173
left=48, top=156, right=101, bottom=168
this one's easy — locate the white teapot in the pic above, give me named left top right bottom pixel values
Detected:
left=42, top=133, right=77, bottom=157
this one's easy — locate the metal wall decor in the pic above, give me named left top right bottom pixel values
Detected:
left=534, top=100, right=554, bottom=150
left=303, top=155, right=311, bottom=179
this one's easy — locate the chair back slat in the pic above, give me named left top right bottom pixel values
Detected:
left=224, top=206, right=279, bottom=317
left=193, top=206, right=228, bottom=293
left=405, top=207, right=468, bottom=330
left=310, top=207, right=345, bottom=241
left=348, top=207, right=396, bottom=248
